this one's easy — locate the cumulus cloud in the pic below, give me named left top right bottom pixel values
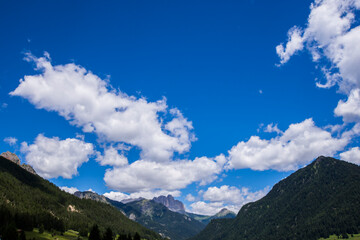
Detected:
left=189, top=185, right=269, bottom=215
left=96, top=146, right=128, bottom=167
left=21, top=134, right=94, bottom=179
left=104, top=190, right=181, bottom=202
left=10, top=52, right=195, bottom=162
left=203, top=185, right=268, bottom=204
left=276, top=27, right=304, bottom=64
left=277, top=1, right=360, bottom=165
left=185, top=194, right=196, bottom=202
left=264, top=123, right=283, bottom=134
left=335, top=88, right=360, bottom=122
left=189, top=201, right=226, bottom=216
left=60, top=186, right=79, bottom=194
left=277, top=0, right=360, bottom=93
left=340, top=147, right=360, bottom=164
left=227, top=119, right=348, bottom=171
left=4, top=137, right=17, bottom=146
left=104, top=156, right=225, bottom=192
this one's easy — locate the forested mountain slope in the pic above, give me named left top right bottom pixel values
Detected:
left=192, top=157, right=360, bottom=240
left=0, top=155, right=160, bottom=239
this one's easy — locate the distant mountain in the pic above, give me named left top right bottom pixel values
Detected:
left=186, top=208, right=236, bottom=225
left=0, top=154, right=160, bottom=239
left=213, top=208, right=236, bottom=218
left=74, top=190, right=108, bottom=204
left=121, top=197, right=145, bottom=204
left=153, top=195, right=185, bottom=213
left=107, top=198, right=205, bottom=240
left=191, top=156, right=360, bottom=240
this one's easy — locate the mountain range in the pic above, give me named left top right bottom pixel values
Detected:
left=73, top=190, right=235, bottom=240
left=2, top=151, right=360, bottom=240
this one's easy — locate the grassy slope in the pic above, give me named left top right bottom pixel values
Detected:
left=0, top=156, right=160, bottom=239
left=319, top=233, right=360, bottom=240
left=25, top=229, right=87, bottom=240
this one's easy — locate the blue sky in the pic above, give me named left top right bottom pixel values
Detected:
left=1, top=0, right=360, bottom=215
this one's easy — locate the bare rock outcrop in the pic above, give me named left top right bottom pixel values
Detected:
left=153, top=195, right=185, bottom=213
left=1, top=151, right=21, bottom=165
left=1, top=151, right=37, bottom=175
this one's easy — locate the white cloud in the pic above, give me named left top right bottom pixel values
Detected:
left=96, top=146, right=128, bottom=167
left=1, top=103, right=8, bottom=109
left=185, top=194, right=196, bottom=202
left=20, top=134, right=94, bottom=179
left=189, top=185, right=269, bottom=215
left=227, top=118, right=348, bottom=171
left=104, top=190, right=181, bottom=202
left=264, top=123, right=283, bottom=134
left=189, top=201, right=226, bottom=216
left=60, top=186, right=79, bottom=194
left=277, top=1, right=360, bottom=167
left=335, top=88, right=360, bottom=122
left=276, top=27, right=304, bottom=64
left=75, top=133, right=85, bottom=141
left=203, top=185, right=267, bottom=204
left=340, top=147, right=360, bottom=164
left=104, top=156, right=224, bottom=193
left=10, top=52, right=195, bottom=163
left=4, top=137, right=17, bottom=146
left=277, top=0, right=360, bottom=93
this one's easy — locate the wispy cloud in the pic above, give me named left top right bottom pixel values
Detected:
left=4, top=137, right=17, bottom=146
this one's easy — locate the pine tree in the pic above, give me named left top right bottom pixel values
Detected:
left=133, top=232, right=141, bottom=240
left=39, top=224, right=44, bottom=234
left=89, top=224, right=101, bottom=240
left=3, top=223, right=18, bottom=240
left=127, top=233, right=132, bottom=240
left=103, top=227, right=113, bottom=240
left=19, top=230, right=26, bottom=240
left=79, top=226, right=88, bottom=237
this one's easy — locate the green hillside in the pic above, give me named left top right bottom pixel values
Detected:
left=192, top=156, right=360, bottom=240
left=0, top=156, right=161, bottom=239
left=108, top=198, right=205, bottom=240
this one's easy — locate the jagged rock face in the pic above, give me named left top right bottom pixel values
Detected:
left=153, top=195, right=185, bottom=213
left=21, top=163, right=37, bottom=175
left=74, top=191, right=108, bottom=204
left=1, top=151, right=20, bottom=165
left=1, top=151, right=37, bottom=175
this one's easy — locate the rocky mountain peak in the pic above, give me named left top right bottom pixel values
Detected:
left=74, top=191, right=108, bottom=204
left=153, top=195, right=185, bottom=213
left=1, top=151, right=20, bottom=165
left=21, top=163, right=37, bottom=175
left=0, top=151, right=37, bottom=175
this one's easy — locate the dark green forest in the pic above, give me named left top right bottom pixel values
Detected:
left=0, top=156, right=161, bottom=240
